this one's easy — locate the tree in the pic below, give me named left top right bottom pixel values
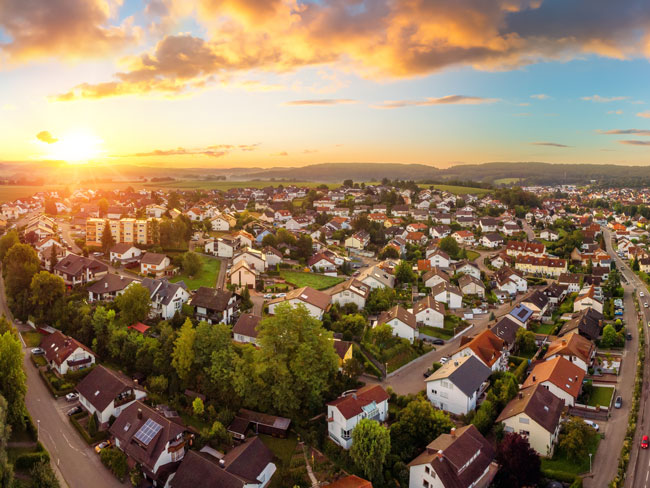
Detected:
left=493, top=433, right=541, bottom=488
left=88, top=413, right=98, bottom=437
left=395, top=260, right=415, bottom=284
left=515, top=328, right=537, bottom=355
left=167, top=192, right=182, bottom=211
left=0, top=332, right=26, bottom=427
left=600, top=324, right=620, bottom=349
left=148, top=375, right=169, bottom=395
left=182, top=252, right=202, bottom=277
left=101, top=220, right=115, bottom=253
left=471, top=399, right=495, bottom=435
left=115, top=284, right=151, bottom=326
left=30, top=271, right=66, bottom=325
left=29, top=460, right=59, bottom=488
left=240, top=287, right=252, bottom=312
left=261, top=233, right=277, bottom=248
left=389, top=398, right=454, bottom=461
left=3, top=243, right=40, bottom=319
left=342, top=357, right=363, bottom=379
left=350, top=419, right=391, bottom=482
left=378, top=246, right=399, bottom=260
left=438, top=236, right=460, bottom=259
left=366, top=287, right=396, bottom=314
left=44, top=199, right=58, bottom=216
left=296, top=235, right=313, bottom=260
left=558, top=416, right=596, bottom=463
left=0, top=231, right=18, bottom=262
left=49, top=244, right=58, bottom=272
left=0, top=395, right=13, bottom=488
left=97, top=198, right=109, bottom=217
left=172, top=318, right=196, bottom=384
left=192, top=397, right=204, bottom=417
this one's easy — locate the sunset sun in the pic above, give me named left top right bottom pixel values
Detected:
left=44, top=130, right=103, bottom=164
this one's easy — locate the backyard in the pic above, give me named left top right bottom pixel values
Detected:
left=279, top=271, right=345, bottom=291
left=170, top=254, right=221, bottom=290
left=587, top=386, right=615, bottom=407
left=542, top=433, right=601, bottom=476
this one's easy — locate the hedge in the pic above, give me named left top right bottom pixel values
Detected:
left=13, top=442, right=49, bottom=470
left=69, top=413, right=108, bottom=445
left=38, top=369, right=75, bottom=397
left=542, top=468, right=577, bottom=483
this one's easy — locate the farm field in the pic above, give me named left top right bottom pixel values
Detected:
left=494, top=178, right=522, bottom=185
left=145, top=180, right=339, bottom=190
left=280, top=271, right=345, bottom=290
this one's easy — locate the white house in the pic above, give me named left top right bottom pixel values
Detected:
left=543, top=332, right=595, bottom=373
left=232, top=313, right=262, bottom=345
left=41, top=331, right=95, bottom=376
left=454, top=261, right=481, bottom=279
left=430, top=282, right=463, bottom=309
left=233, top=247, right=267, bottom=272
left=141, top=278, right=190, bottom=320
left=326, top=385, right=389, bottom=450
left=140, top=252, right=170, bottom=277
left=425, top=249, right=451, bottom=268
left=450, top=329, right=508, bottom=373
left=267, top=286, right=331, bottom=320
left=522, top=356, right=585, bottom=407
left=413, top=295, right=445, bottom=328
left=328, top=279, right=371, bottom=309
left=109, top=243, right=142, bottom=263
left=425, top=355, right=491, bottom=415
left=495, top=267, right=528, bottom=295
left=376, top=305, right=418, bottom=342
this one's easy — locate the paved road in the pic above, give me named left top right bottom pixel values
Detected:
left=0, top=273, right=123, bottom=488
left=57, top=220, right=82, bottom=254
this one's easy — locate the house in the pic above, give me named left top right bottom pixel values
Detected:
left=451, top=230, right=475, bottom=246
left=210, top=214, right=235, bottom=231
left=34, top=237, right=66, bottom=269
left=515, top=255, right=567, bottom=278
left=458, top=274, right=486, bottom=298
left=506, top=241, right=545, bottom=257
left=508, top=304, right=534, bottom=328
left=376, top=305, right=418, bottom=342
left=429, top=225, right=450, bottom=240
left=425, top=355, right=491, bottom=415
left=233, top=313, right=262, bottom=344
left=76, top=365, right=147, bottom=429
left=169, top=439, right=276, bottom=488
left=413, top=295, right=445, bottom=328
left=109, top=243, right=142, bottom=263
left=573, top=285, right=603, bottom=314
left=558, top=273, right=581, bottom=293
left=190, top=287, right=239, bottom=324
left=454, top=261, right=480, bottom=280
left=543, top=332, right=595, bottom=372
left=54, top=253, right=108, bottom=286
left=263, top=246, right=283, bottom=267
left=345, top=231, right=370, bottom=250
left=229, top=259, right=258, bottom=288
left=407, top=425, right=497, bottom=488
left=333, top=339, right=354, bottom=370
left=489, top=317, right=521, bottom=350
left=425, top=248, right=451, bottom=268
left=141, top=278, right=190, bottom=320
left=140, top=252, right=171, bottom=277
left=110, top=401, right=186, bottom=486
left=267, top=286, right=331, bottom=319
left=326, top=385, right=389, bottom=449
left=451, top=329, right=508, bottom=372
left=41, top=330, right=95, bottom=376
left=479, top=217, right=499, bottom=232
left=540, top=229, right=560, bottom=241
left=558, top=308, right=603, bottom=341
left=422, top=267, right=450, bottom=289
left=520, top=290, right=550, bottom=320
left=430, top=282, right=463, bottom=309
left=308, top=252, right=337, bottom=273
left=496, top=384, right=564, bottom=457
left=233, top=247, right=267, bottom=272
left=87, top=274, right=138, bottom=302
left=522, top=356, right=586, bottom=407
left=328, top=476, right=372, bottom=488
left=481, top=233, right=504, bottom=248
left=495, top=266, right=527, bottom=295
left=358, top=266, right=395, bottom=290
left=329, top=279, right=371, bottom=309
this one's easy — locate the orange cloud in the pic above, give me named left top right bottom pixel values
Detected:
left=285, top=99, right=356, bottom=106
left=122, top=143, right=260, bottom=158
left=374, top=95, right=499, bottom=109
left=529, top=141, right=571, bottom=148
left=0, top=0, right=138, bottom=62
left=619, top=140, right=650, bottom=146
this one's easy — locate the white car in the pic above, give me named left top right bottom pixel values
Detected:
left=263, top=294, right=273, bottom=299
left=65, top=393, right=79, bottom=402
left=584, top=420, right=599, bottom=431
left=439, top=357, right=449, bottom=364
left=641, top=292, right=645, bottom=297
left=645, top=303, right=648, bottom=309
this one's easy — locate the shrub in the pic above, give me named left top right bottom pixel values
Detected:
left=14, top=443, right=49, bottom=470
left=101, top=447, right=128, bottom=481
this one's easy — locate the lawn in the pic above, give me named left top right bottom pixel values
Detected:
left=260, top=434, right=298, bottom=467
left=170, top=254, right=220, bottom=290
left=387, top=348, right=424, bottom=373
left=280, top=271, right=345, bottom=291
left=534, top=323, right=555, bottom=335
left=419, top=325, right=454, bottom=339
left=588, top=386, right=614, bottom=407
left=465, top=250, right=480, bottom=261
left=542, top=433, right=601, bottom=475
left=21, top=331, right=42, bottom=347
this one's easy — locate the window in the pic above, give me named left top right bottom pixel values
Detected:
left=341, top=429, right=351, bottom=440
left=519, top=417, right=529, bottom=424
left=519, top=430, right=530, bottom=437
left=440, top=392, right=448, bottom=399
left=425, top=467, right=430, bottom=475
left=423, top=481, right=429, bottom=488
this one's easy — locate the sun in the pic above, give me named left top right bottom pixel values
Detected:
left=45, top=130, right=103, bottom=164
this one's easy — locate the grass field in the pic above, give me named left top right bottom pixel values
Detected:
left=21, top=331, right=42, bottom=347
left=426, top=184, right=491, bottom=195
left=494, top=178, right=522, bottom=185
left=260, top=434, right=298, bottom=466
left=588, top=386, right=614, bottom=407
left=170, top=254, right=220, bottom=290
left=280, top=271, right=344, bottom=290
left=465, top=250, right=480, bottom=261
left=145, top=180, right=339, bottom=191
left=534, top=323, right=555, bottom=335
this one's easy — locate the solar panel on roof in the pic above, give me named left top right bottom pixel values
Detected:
left=133, top=418, right=162, bottom=446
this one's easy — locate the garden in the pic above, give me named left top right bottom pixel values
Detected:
left=170, top=253, right=221, bottom=290
left=279, top=271, right=345, bottom=290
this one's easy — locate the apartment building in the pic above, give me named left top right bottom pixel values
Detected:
left=86, top=217, right=155, bottom=246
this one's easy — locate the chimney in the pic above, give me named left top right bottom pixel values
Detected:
left=518, top=392, right=523, bottom=399
left=137, top=408, right=142, bottom=419
left=450, top=428, right=456, bottom=437
left=436, top=450, right=444, bottom=459
left=532, top=376, right=536, bottom=382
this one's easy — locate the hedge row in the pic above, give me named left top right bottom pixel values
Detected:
left=541, top=468, right=577, bottom=483
left=38, top=369, right=74, bottom=397
left=69, top=413, right=108, bottom=445
left=13, top=442, right=49, bottom=470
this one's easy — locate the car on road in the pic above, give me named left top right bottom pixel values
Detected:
left=627, top=332, right=633, bottom=340
left=645, top=303, right=649, bottom=309
left=263, top=294, right=273, bottom=299
left=614, top=396, right=622, bottom=408
left=641, top=291, right=645, bottom=297
left=65, top=393, right=79, bottom=402
left=277, top=293, right=286, bottom=298
left=66, top=406, right=82, bottom=416
left=432, top=339, right=445, bottom=345
left=439, top=357, right=449, bottom=364
left=584, top=420, right=599, bottom=431
left=94, top=440, right=112, bottom=454
left=423, top=368, right=434, bottom=378
left=30, top=347, right=44, bottom=355
left=642, top=435, right=649, bottom=449
left=92, top=252, right=104, bottom=257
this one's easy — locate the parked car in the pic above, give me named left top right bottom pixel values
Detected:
left=641, top=291, right=645, bottom=297
left=645, top=302, right=648, bottom=309
left=65, top=393, right=79, bottom=402
left=31, top=347, right=44, bottom=355
left=95, top=440, right=112, bottom=454
left=432, top=339, right=445, bottom=345
left=263, top=294, right=273, bottom=299
left=627, top=332, right=633, bottom=340
left=423, top=368, right=434, bottom=378
left=584, top=420, right=599, bottom=431
left=614, top=396, right=622, bottom=408
left=642, top=435, right=649, bottom=449
left=66, top=406, right=82, bottom=416
left=439, top=357, right=449, bottom=364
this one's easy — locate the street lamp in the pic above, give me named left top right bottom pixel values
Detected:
left=37, top=420, right=40, bottom=440
left=589, top=452, right=592, bottom=473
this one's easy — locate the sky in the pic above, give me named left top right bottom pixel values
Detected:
left=2, top=0, right=650, bottom=169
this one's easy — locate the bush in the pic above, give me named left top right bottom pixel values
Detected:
left=541, top=468, right=577, bottom=483
left=101, top=447, right=128, bottom=481
left=14, top=443, right=49, bottom=470
left=69, top=413, right=108, bottom=445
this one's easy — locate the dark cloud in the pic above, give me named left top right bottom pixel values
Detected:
left=599, top=129, right=650, bottom=136
left=619, top=140, right=650, bottom=146
left=529, top=141, right=571, bottom=148
left=36, top=131, right=58, bottom=144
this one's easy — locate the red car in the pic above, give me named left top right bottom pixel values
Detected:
left=642, top=435, right=649, bottom=449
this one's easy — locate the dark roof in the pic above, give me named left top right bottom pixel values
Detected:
left=54, top=253, right=108, bottom=277
left=170, top=451, right=245, bottom=488
left=41, top=330, right=93, bottom=366
left=87, top=273, right=137, bottom=294
left=327, top=385, right=389, bottom=420
left=426, top=355, right=491, bottom=397
left=232, top=314, right=262, bottom=339
left=110, top=243, right=138, bottom=254
left=141, top=278, right=187, bottom=306
left=490, top=317, right=520, bottom=345
left=496, top=383, right=564, bottom=433
left=141, top=252, right=168, bottom=266
left=333, top=340, right=353, bottom=360
left=267, top=286, right=331, bottom=311
left=235, top=409, right=291, bottom=432
left=522, top=290, right=549, bottom=310
left=558, top=308, right=603, bottom=341
left=76, top=365, right=139, bottom=412
left=222, top=437, right=275, bottom=483
left=509, top=304, right=533, bottom=323
left=190, top=287, right=234, bottom=312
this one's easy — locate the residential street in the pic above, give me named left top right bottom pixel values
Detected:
left=0, top=273, right=123, bottom=488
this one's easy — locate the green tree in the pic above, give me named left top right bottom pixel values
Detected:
left=192, top=397, right=204, bottom=416
left=515, top=328, right=537, bottom=356
left=438, top=236, right=460, bottom=259
left=600, top=324, right=619, bottom=349
left=97, top=198, right=109, bottom=217
left=471, top=399, right=495, bottom=435
left=3, top=243, right=40, bottom=320
left=101, top=220, right=115, bottom=253
left=49, top=244, right=59, bottom=272
left=558, top=416, right=596, bottom=463
left=240, top=287, right=252, bottom=312
left=88, top=413, right=98, bottom=437
left=390, top=398, right=454, bottom=461
left=167, top=192, right=182, bottom=211
left=172, top=318, right=196, bottom=384
left=29, top=460, right=59, bottom=488
left=101, top=448, right=128, bottom=480
left=115, top=284, right=151, bottom=326
left=366, top=287, right=396, bottom=314
left=0, top=230, right=19, bottom=262
left=0, top=395, right=13, bottom=488
left=148, top=375, right=169, bottom=395
left=182, top=252, right=202, bottom=277
left=395, top=260, right=415, bottom=284
left=0, top=331, right=26, bottom=426
left=378, top=246, right=399, bottom=260
left=261, top=233, right=277, bottom=248
left=30, top=271, right=66, bottom=325
left=350, top=419, right=391, bottom=482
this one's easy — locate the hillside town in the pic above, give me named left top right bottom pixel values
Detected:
left=1, top=180, right=649, bottom=488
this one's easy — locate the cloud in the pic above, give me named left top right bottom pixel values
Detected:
left=529, top=141, right=571, bottom=148
left=52, top=0, right=650, bottom=100
left=374, top=95, right=499, bottom=109
left=36, top=131, right=58, bottom=144
left=607, top=110, right=623, bottom=114
left=637, top=111, right=650, bottom=118
left=619, top=140, right=650, bottom=146
left=284, top=99, right=356, bottom=106
left=124, top=143, right=259, bottom=158
left=0, top=0, right=139, bottom=62
left=599, top=129, right=650, bottom=136
left=530, top=94, right=550, bottom=100
left=271, top=151, right=288, bottom=156
left=581, top=95, right=628, bottom=102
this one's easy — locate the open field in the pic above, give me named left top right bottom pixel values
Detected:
left=145, top=180, right=339, bottom=190
left=494, top=178, right=522, bottom=185
left=280, top=271, right=344, bottom=290
left=424, top=184, right=491, bottom=195
left=170, top=254, right=220, bottom=290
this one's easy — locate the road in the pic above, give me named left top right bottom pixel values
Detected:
left=0, top=273, right=123, bottom=488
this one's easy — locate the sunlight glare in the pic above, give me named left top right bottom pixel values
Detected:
left=45, top=130, right=104, bottom=164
